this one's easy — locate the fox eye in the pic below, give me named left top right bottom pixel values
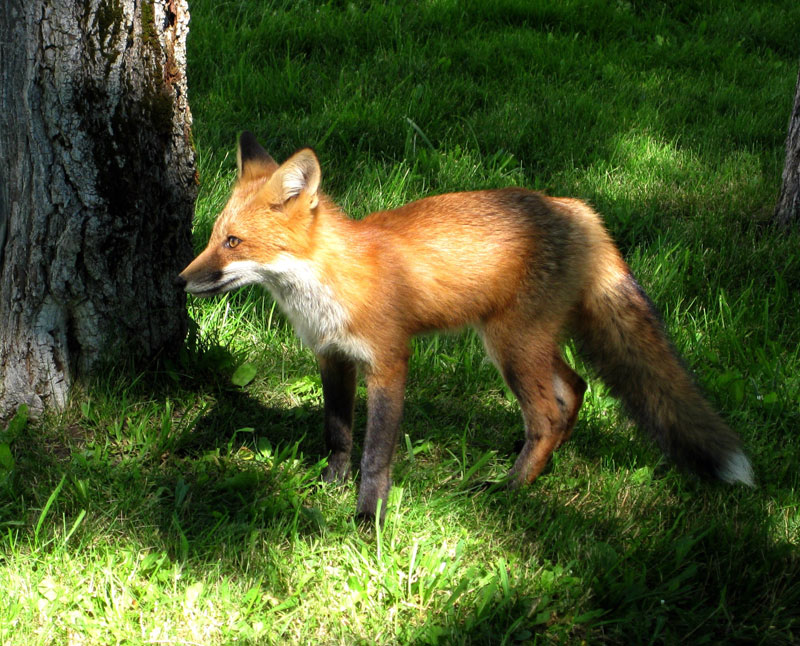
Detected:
left=224, top=236, right=241, bottom=249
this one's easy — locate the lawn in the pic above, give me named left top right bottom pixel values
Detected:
left=2, top=1, right=800, bottom=643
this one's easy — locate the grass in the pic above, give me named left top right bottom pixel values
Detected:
left=3, top=0, right=800, bottom=643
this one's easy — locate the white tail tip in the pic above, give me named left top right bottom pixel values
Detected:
left=718, top=450, right=755, bottom=487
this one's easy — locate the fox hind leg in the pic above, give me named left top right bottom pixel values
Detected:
left=552, top=352, right=587, bottom=446
left=482, top=320, right=582, bottom=486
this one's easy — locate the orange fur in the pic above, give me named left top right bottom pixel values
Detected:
left=178, top=133, right=752, bottom=521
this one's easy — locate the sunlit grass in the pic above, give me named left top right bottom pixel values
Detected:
left=2, top=0, right=800, bottom=644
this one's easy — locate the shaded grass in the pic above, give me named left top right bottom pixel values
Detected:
left=2, top=0, right=800, bottom=644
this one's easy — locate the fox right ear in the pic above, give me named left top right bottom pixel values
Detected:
left=273, top=148, right=322, bottom=209
left=237, top=131, right=278, bottom=181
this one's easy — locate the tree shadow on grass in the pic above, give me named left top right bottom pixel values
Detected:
left=0, top=348, right=336, bottom=556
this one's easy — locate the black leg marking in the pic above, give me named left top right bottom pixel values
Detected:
left=356, top=363, right=408, bottom=524
left=319, top=354, right=357, bottom=482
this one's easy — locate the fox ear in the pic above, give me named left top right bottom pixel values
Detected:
left=273, top=148, right=321, bottom=209
left=237, top=131, right=278, bottom=180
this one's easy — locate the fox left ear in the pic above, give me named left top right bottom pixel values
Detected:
left=274, top=148, right=321, bottom=209
left=237, top=131, right=278, bottom=181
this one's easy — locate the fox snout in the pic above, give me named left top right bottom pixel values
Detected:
left=177, top=254, right=242, bottom=296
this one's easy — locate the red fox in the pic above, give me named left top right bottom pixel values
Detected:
left=178, top=132, right=754, bottom=521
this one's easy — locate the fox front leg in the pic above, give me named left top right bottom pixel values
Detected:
left=319, top=354, right=358, bottom=482
left=356, top=354, right=409, bottom=523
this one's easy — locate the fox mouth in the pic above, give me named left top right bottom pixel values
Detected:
left=186, top=275, right=241, bottom=297
left=187, top=286, right=226, bottom=297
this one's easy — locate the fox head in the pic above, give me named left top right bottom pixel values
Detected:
left=177, top=132, right=323, bottom=297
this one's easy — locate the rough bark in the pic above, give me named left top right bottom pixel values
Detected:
left=774, top=64, right=800, bottom=229
left=0, top=1, right=196, bottom=418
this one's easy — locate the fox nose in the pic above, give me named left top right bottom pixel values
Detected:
left=174, top=274, right=187, bottom=289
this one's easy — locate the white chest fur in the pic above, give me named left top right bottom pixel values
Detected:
left=225, top=256, right=373, bottom=364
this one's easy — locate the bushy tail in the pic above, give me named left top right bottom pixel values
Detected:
left=572, top=264, right=754, bottom=486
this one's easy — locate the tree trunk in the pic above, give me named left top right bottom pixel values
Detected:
left=0, top=1, right=196, bottom=418
left=774, top=64, right=800, bottom=229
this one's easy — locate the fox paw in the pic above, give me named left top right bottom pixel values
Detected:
left=322, top=453, right=351, bottom=483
